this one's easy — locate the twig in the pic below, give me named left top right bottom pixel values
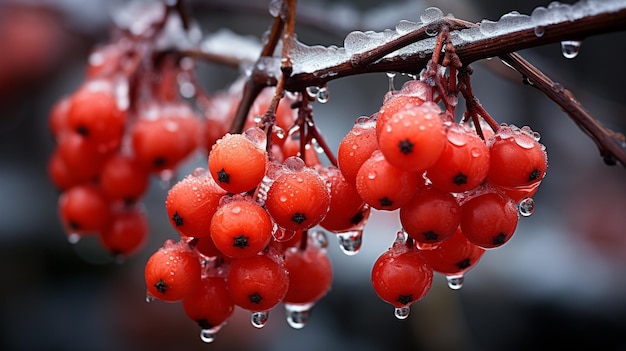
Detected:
left=500, top=52, right=626, bottom=166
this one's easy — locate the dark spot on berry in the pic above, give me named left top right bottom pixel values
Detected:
left=493, top=233, right=507, bottom=246
left=217, top=168, right=230, bottom=184
left=456, top=258, right=471, bottom=270
left=528, top=168, right=541, bottom=182
left=76, top=125, right=89, bottom=136
left=396, top=294, right=413, bottom=305
left=249, top=292, right=263, bottom=304
left=398, top=139, right=414, bottom=154
left=68, top=220, right=81, bottom=230
left=423, top=230, right=439, bottom=241
left=233, top=234, right=250, bottom=249
left=350, top=211, right=365, bottom=225
left=453, top=172, right=467, bottom=185
left=154, top=279, right=168, bottom=294
left=379, top=197, right=393, bottom=207
left=291, top=212, right=307, bottom=224
left=172, top=211, right=184, bottom=226
left=153, top=157, right=167, bottom=168
left=197, top=319, right=213, bottom=330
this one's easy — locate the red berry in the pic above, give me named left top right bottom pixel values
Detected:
left=376, top=92, right=426, bottom=141
left=399, top=187, right=461, bottom=245
left=427, top=125, right=490, bottom=193
left=337, top=117, right=378, bottom=185
left=318, top=166, right=368, bottom=233
left=208, top=130, right=268, bottom=194
left=226, top=252, right=289, bottom=312
left=419, top=227, right=485, bottom=275
left=182, top=276, right=235, bottom=331
left=487, top=125, right=547, bottom=188
left=371, top=244, right=433, bottom=308
left=99, top=205, right=148, bottom=257
left=144, top=240, right=202, bottom=302
left=356, top=150, right=420, bottom=210
left=460, top=191, right=519, bottom=249
left=210, top=198, right=273, bottom=258
left=283, top=237, right=333, bottom=304
left=378, top=102, right=446, bottom=172
left=58, top=184, right=111, bottom=235
left=100, top=154, right=150, bottom=202
left=265, top=162, right=331, bottom=231
left=165, top=169, right=226, bottom=238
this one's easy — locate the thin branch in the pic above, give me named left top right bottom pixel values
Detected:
left=501, top=52, right=626, bottom=167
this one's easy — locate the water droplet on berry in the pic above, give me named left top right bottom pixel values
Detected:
left=394, top=306, right=411, bottom=320
left=336, top=230, right=363, bottom=255
left=470, top=147, right=482, bottom=158
left=420, top=7, right=444, bottom=24
left=518, top=197, right=535, bottom=217
left=285, top=303, right=313, bottom=329
left=447, top=129, right=467, bottom=146
left=251, top=311, right=269, bottom=328
left=67, top=233, right=81, bottom=244
left=273, top=226, right=296, bottom=242
left=446, top=274, right=464, bottom=290
left=560, top=40, right=581, bottom=59
left=367, top=172, right=377, bottom=180
left=191, top=167, right=207, bottom=177
left=200, top=325, right=222, bottom=343
left=145, top=295, right=155, bottom=303
left=230, top=206, right=242, bottom=214
left=158, top=169, right=174, bottom=188
left=244, top=127, right=268, bottom=149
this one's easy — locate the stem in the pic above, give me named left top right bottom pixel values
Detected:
left=501, top=52, right=626, bottom=166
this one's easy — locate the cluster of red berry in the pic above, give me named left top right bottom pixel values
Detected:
left=338, top=79, right=547, bottom=317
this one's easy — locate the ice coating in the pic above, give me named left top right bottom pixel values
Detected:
left=201, top=29, right=262, bottom=64
left=289, top=0, right=626, bottom=74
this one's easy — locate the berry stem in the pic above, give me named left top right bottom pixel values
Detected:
left=458, top=67, right=500, bottom=134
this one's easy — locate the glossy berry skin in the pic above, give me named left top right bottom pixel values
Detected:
left=56, top=132, right=111, bottom=183
left=210, top=199, right=273, bottom=258
left=144, top=240, right=202, bottom=302
left=356, top=150, right=420, bottom=211
left=283, top=239, right=333, bottom=304
left=460, top=192, right=519, bottom=249
left=420, top=228, right=485, bottom=275
left=226, top=252, right=289, bottom=311
left=487, top=127, right=547, bottom=188
left=165, top=169, right=226, bottom=239
left=265, top=167, right=331, bottom=231
left=100, top=154, right=149, bottom=202
left=182, top=276, right=235, bottom=330
left=376, top=93, right=426, bottom=141
left=318, top=166, right=368, bottom=233
left=371, top=246, right=433, bottom=308
left=337, top=118, right=378, bottom=185
left=58, top=184, right=111, bottom=234
left=399, top=187, right=461, bottom=245
left=66, top=80, right=127, bottom=151
left=427, top=125, right=490, bottom=193
left=208, top=132, right=268, bottom=194
left=48, top=148, right=81, bottom=191
left=378, top=102, right=446, bottom=172
left=99, top=205, right=148, bottom=257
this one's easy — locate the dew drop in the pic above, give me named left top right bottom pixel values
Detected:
left=470, top=147, right=482, bottom=158
left=316, top=87, right=330, bottom=103
left=446, top=274, right=464, bottom=290
left=386, top=72, right=396, bottom=92
left=367, top=172, right=377, bottom=180
left=560, top=40, right=581, bottom=59
left=200, top=327, right=220, bottom=343
left=306, top=86, right=319, bottom=98
left=230, top=206, right=242, bottom=214
left=191, top=167, right=207, bottom=177
left=67, top=233, right=81, bottom=244
left=279, top=195, right=288, bottom=203
left=285, top=303, right=313, bottom=329
left=534, top=25, right=545, bottom=37
left=420, top=7, right=444, bottom=24
left=251, top=311, right=269, bottom=328
left=518, top=197, right=535, bottom=217
left=336, top=230, right=363, bottom=255
left=394, top=306, right=411, bottom=320
left=145, top=295, right=155, bottom=303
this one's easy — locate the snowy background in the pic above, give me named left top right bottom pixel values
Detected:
left=1, top=0, right=625, bottom=350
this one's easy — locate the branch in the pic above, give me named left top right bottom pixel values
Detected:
left=500, top=53, right=626, bottom=167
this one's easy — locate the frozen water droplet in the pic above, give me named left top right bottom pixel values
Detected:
left=447, top=129, right=467, bottom=146
left=285, top=303, right=313, bottom=329
left=386, top=72, right=396, bottom=92
left=446, top=275, right=464, bottom=290
left=244, top=127, right=268, bottom=149
left=561, top=40, right=581, bottom=59
left=367, top=172, right=377, bottom=180
left=534, top=25, right=545, bottom=37
left=316, top=87, right=329, bottom=103
left=273, top=226, right=296, bottom=242
left=395, top=20, right=418, bottom=35
left=200, top=327, right=220, bottom=343
left=67, top=233, right=81, bottom=244
left=311, top=230, right=329, bottom=249
left=420, top=7, right=444, bottom=24
left=251, top=311, right=269, bottom=328
left=191, top=167, right=207, bottom=177
left=394, top=306, right=411, bottom=320
left=145, top=295, right=155, bottom=303
left=336, top=230, right=363, bottom=255
left=425, top=24, right=439, bottom=37
left=268, top=0, right=283, bottom=18
left=231, top=206, right=241, bottom=214
left=306, top=86, right=319, bottom=98
left=279, top=195, right=288, bottom=203
left=158, top=169, right=174, bottom=189
left=395, top=230, right=408, bottom=245
left=518, top=197, right=535, bottom=217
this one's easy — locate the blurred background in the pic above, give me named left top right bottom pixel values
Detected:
left=1, top=0, right=625, bottom=350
